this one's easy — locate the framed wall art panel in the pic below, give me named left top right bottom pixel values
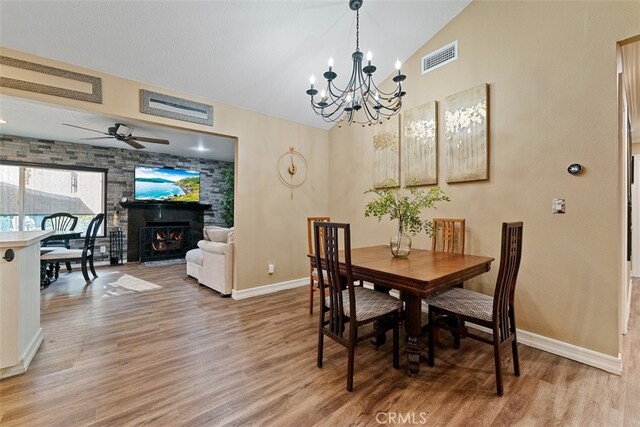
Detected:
left=444, top=84, right=489, bottom=183
left=373, top=117, right=400, bottom=188
left=403, top=101, right=437, bottom=186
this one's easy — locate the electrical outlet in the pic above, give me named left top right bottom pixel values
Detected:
left=100, top=246, right=106, bottom=253
left=268, top=260, right=275, bottom=274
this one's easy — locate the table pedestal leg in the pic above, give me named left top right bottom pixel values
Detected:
left=404, top=295, right=423, bottom=376
left=370, top=284, right=392, bottom=347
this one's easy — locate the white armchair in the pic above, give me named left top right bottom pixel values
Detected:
left=186, top=226, right=233, bottom=296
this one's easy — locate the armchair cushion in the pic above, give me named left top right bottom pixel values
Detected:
left=198, top=240, right=231, bottom=255
left=204, top=226, right=233, bottom=243
left=185, top=248, right=203, bottom=265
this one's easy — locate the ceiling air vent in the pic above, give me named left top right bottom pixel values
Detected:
left=422, top=41, right=458, bottom=74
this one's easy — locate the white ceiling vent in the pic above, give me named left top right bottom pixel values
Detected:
left=422, top=41, right=458, bottom=74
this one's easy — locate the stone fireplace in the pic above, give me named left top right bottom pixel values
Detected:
left=121, top=201, right=211, bottom=262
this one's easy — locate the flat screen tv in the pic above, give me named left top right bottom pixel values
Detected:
left=134, top=166, right=200, bottom=202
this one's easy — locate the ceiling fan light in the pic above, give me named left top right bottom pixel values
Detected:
left=116, top=124, right=133, bottom=137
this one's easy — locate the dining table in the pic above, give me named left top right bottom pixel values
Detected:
left=310, top=245, right=494, bottom=375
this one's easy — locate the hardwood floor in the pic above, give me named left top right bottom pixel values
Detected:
left=0, top=263, right=638, bottom=426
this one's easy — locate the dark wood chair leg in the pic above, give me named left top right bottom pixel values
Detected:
left=309, top=279, right=314, bottom=315
left=493, top=332, right=504, bottom=396
left=81, top=257, right=90, bottom=283
left=512, top=339, right=520, bottom=377
left=317, top=322, right=324, bottom=368
left=510, top=309, right=520, bottom=376
left=428, top=307, right=435, bottom=367
left=89, top=256, right=98, bottom=278
left=453, top=321, right=461, bottom=349
left=65, top=262, right=72, bottom=272
left=393, top=312, right=400, bottom=369
left=347, top=343, right=355, bottom=392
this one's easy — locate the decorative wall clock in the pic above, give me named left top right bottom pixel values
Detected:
left=277, top=146, right=308, bottom=199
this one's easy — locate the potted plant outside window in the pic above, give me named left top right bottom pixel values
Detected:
left=364, top=182, right=449, bottom=257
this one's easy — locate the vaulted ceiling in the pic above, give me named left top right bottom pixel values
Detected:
left=0, top=1, right=470, bottom=131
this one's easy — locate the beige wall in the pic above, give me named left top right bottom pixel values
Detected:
left=328, top=1, right=640, bottom=356
left=0, top=47, right=329, bottom=291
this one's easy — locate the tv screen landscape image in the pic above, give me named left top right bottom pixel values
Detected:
left=134, top=166, right=200, bottom=202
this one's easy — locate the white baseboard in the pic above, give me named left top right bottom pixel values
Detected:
left=465, top=323, right=622, bottom=375
left=421, top=302, right=622, bottom=374
left=1, top=328, right=43, bottom=380
left=231, top=277, right=308, bottom=300
left=22, top=327, right=43, bottom=372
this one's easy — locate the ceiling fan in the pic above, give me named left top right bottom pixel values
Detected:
left=62, top=122, right=170, bottom=149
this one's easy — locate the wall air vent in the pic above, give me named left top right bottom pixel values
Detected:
left=421, top=41, right=458, bottom=74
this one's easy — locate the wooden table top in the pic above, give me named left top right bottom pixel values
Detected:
left=313, top=245, right=495, bottom=299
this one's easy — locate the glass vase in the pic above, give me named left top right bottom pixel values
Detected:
left=390, top=224, right=412, bottom=258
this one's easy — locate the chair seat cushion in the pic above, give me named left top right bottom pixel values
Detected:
left=41, top=248, right=87, bottom=261
left=185, top=248, right=203, bottom=266
left=425, top=287, right=493, bottom=322
left=326, top=287, right=402, bottom=322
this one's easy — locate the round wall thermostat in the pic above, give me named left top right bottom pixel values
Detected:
left=567, top=164, right=583, bottom=175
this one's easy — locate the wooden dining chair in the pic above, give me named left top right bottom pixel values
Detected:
left=307, top=216, right=330, bottom=315
left=315, top=222, right=402, bottom=392
left=431, top=218, right=465, bottom=254
left=425, top=222, right=523, bottom=396
left=41, top=212, right=79, bottom=272
left=428, top=218, right=466, bottom=346
left=41, top=213, right=104, bottom=286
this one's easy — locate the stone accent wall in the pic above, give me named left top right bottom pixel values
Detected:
left=0, top=135, right=233, bottom=262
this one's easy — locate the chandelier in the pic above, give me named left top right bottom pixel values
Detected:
left=306, top=0, right=406, bottom=127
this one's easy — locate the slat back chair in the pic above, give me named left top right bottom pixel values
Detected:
left=41, top=212, right=79, bottom=272
left=307, top=216, right=330, bottom=314
left=41, top=212, right=78, bottom=247
left=426, top=222, right=523, bottom=396
left=431, top=218, right=465, bottom=254
left=315, top=222, right=402, bottom=392
left=41, top=213, right=105, bottom=285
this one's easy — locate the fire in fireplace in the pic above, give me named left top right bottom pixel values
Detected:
left=139, top=222, right=192, bottom=262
